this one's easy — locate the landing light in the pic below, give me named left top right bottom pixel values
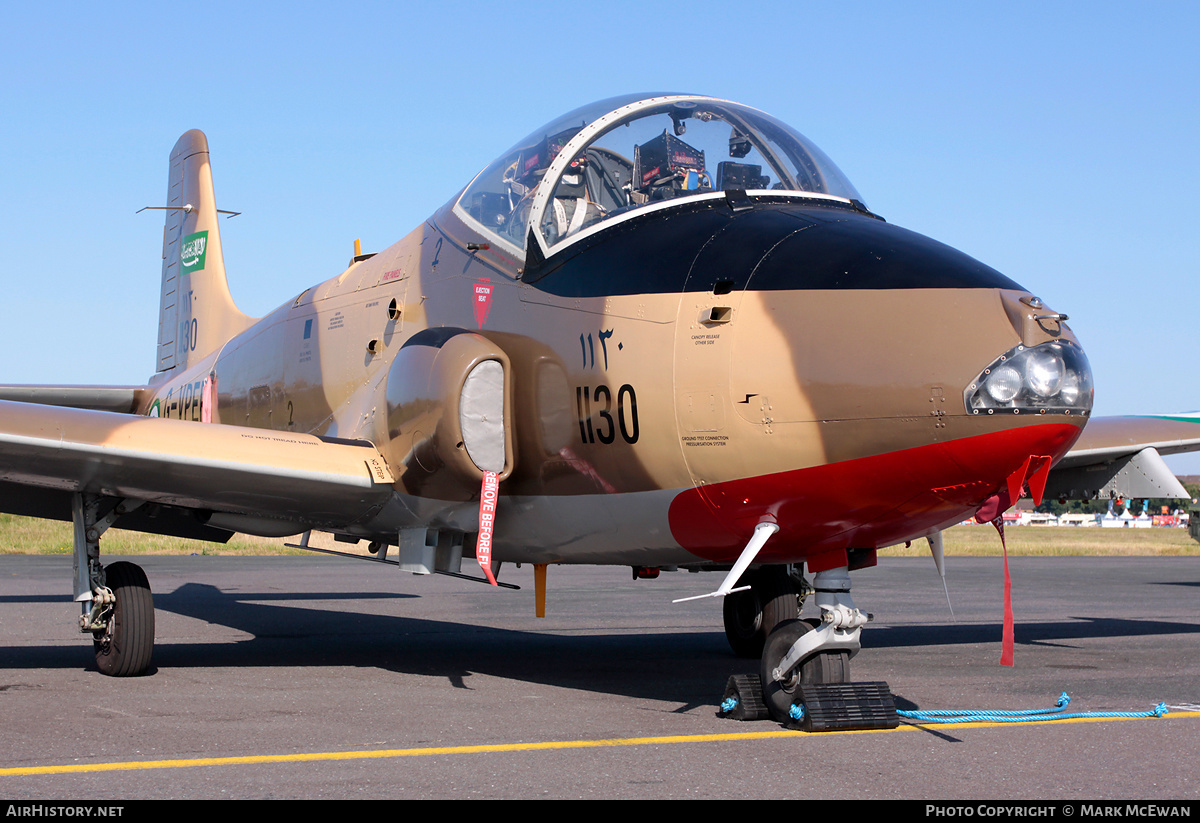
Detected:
left=985, top=365, right=1022, bottom=403
left=966, top=341, right=1092, bottom=414
left=1026, top=349, right=1065, bottom=396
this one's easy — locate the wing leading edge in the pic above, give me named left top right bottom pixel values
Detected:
left=1046, top=414, right=1200, bottom=501
left=0, top=399, right=395, bottom=537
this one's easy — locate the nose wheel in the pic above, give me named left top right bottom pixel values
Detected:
left=759, top=619, right=850, bottom=723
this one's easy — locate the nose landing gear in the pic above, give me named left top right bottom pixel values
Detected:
left=758, top=566, right=866, bottom=724
left=759, top=618, right=850, bottom=722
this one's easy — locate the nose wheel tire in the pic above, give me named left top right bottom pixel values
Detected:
left=759, top=618, right=849, bottom=724
left=723, top=566, right=799, bottom=658
left=93, top=561, right=154, bottom=677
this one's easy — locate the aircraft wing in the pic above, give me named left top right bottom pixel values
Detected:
left=1045, top=414, right=1200, bottom=501
left=0, top=384, right=152, bottom=414
left=0, top=399, right=396, bottom=537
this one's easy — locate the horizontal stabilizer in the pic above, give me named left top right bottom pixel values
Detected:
left=0, top=384, right=151, bottom=414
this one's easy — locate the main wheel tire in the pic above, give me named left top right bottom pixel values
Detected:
left=93, top=561, right=154, bottom=677
left=723, top=566, right=799, bottom=658
left=759, top=618, right=849, bottom=724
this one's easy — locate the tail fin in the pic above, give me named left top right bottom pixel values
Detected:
left=156, top=130, right=253, bottom=373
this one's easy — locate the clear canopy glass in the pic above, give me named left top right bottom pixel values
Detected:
left=455, top=94, right=863, bottom=257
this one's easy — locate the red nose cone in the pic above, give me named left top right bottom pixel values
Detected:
left=668, top=422, right=1082, bottom=564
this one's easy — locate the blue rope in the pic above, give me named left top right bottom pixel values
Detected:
left=900, top=692, right=1071, bottom=718
left=898, top=693, right=1167, bottom=724
left=723, top=690, right=1167, bottom=725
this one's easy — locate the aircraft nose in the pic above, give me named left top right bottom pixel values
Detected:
left=745, top=205, right=1023, bottom=290
left=670, top=204, right=1090, bottom=562
left=683, top=207, right=1064, bottom=435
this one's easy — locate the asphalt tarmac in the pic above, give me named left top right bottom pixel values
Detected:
left=2, top=553, right=1198, bottom=800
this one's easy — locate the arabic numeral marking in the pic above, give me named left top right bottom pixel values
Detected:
left=576, top=384, right=638, bottom=445
left=581, top=329, right=615, bottom=370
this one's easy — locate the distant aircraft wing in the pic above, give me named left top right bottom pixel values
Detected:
left=1045, top=414, right=1200, bottom=500
left=0, top=399, right=395, bottom=538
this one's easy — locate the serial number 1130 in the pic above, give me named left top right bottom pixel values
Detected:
left=575, top=384, right=639, bottom=445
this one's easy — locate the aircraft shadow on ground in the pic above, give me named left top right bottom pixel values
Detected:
left=1, top=583, right=743, bottom=707
left=4, top=581, right=1200, bottom=707
left=864, top=617, right=1200, bottom=649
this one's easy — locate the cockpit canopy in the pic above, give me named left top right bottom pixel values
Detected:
left=454, top=94, right=863, bottom=261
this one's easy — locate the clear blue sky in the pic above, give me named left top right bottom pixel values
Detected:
left=3, top=1, right=1199, bottom=469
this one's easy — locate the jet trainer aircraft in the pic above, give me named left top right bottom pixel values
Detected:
left=3, top=93, right=1198, bottom=722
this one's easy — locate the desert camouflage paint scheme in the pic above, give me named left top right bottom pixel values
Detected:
left=1, top=94, right=1195, bottom=680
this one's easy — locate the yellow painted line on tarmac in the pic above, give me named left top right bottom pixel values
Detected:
left=4, top=712, right=1197, bottom=777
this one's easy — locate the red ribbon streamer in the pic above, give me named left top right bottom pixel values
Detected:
left=990, top=516, right=1015, bottom=666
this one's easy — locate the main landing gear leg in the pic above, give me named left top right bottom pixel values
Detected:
left=722, top=565, right=806, bottom=658
left=73, top=494, right=153, bottom=677
left=759, top=566, right=867, bottom=723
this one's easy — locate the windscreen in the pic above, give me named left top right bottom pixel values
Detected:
left=455, top=95, right=863, bottom=252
